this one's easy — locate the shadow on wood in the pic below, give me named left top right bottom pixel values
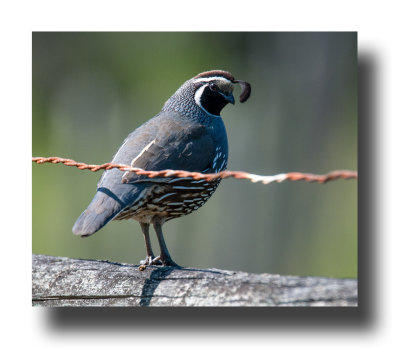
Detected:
left=32, top=254, right=357, bottom=307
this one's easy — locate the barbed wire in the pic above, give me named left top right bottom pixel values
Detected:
left=32, top=156, right=357, bottom=185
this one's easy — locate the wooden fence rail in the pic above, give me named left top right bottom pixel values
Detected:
left=32, top=254, right=357, bottom=307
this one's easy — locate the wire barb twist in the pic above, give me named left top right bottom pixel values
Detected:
left=32, top=156, right=358, bottom=185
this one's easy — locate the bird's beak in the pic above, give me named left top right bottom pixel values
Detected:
left=220, top=92, right=235, bottom=105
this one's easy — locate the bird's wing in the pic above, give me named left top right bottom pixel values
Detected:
left=73, top=113, right=219, bottom=236
left=120, top=117, right=215, bottom=185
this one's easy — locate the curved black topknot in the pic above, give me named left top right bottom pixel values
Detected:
left=233, top=80, right=251, bottom=103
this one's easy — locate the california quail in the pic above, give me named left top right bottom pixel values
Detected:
left=72, top=70, right=251, bottom=267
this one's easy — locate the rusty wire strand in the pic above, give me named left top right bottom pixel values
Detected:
left=32, top=156, right=358, bottom=185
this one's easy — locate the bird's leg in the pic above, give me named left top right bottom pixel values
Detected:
left=152, top=217, right=181, bottom=267
left=139, top=222, right=161, bottom=266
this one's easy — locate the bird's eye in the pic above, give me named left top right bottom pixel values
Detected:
left=209, top=83, right=218, bottom=91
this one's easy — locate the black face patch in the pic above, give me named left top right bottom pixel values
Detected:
left=199, top=85, right=229, bottom=116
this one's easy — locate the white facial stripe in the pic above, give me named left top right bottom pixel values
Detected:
left=194, top=85, right=221, bottom=117
left=194, top=77, right=233, bottom=117
left=193, top=76, right=231, bottom=84
left=194, top=84, right=207, bottom=109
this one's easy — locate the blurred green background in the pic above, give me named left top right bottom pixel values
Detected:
left=32, top=32, right=357, bottom=278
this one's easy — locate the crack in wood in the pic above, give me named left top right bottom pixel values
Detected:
left=33, top=294, right=196, bottom=301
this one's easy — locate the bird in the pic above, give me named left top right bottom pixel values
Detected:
left=72, top=70, right=251, bottom=267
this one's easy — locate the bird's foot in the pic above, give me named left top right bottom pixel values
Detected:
left=138, top=255, right=163, bottom=270
left=140, top=255, right=162, bottom=265
left=153, top=255, right=181, bottom=268
left=138, top=255, right=181, bottom=270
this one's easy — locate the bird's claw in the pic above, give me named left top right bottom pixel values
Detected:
left=155, top=255, right=181, bottom=268
left=138, top=255, right=163, bottom=270
left=138, top=255, right=181, bottom=270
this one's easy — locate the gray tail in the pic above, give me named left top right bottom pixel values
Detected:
left=72, top=191, right=124, bottom=237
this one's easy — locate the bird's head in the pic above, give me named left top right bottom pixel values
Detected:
left=164, top=70, right=251, bottom=118
left=191, top=70, right=251, bottom=116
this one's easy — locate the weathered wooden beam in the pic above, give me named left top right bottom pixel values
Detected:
left=32, top=254, right=357, bottom=307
